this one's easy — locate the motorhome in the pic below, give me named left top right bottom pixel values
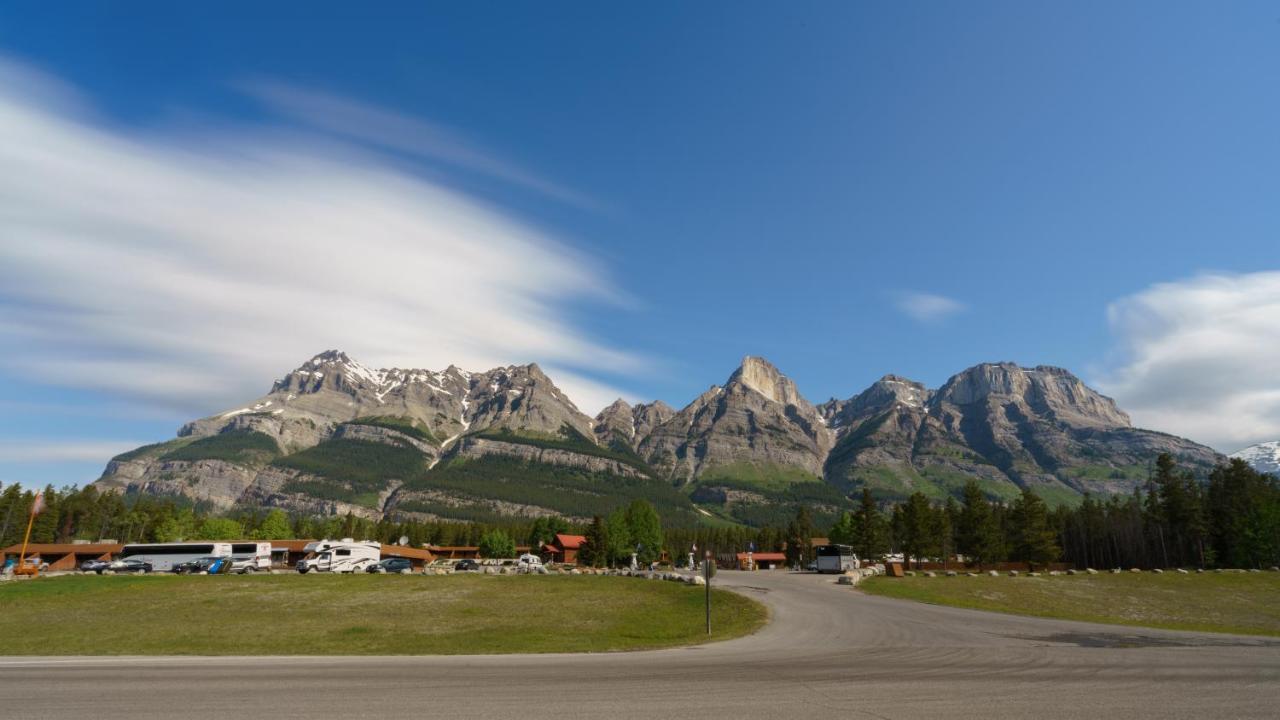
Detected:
left=295, top=539, right=380, bottom=574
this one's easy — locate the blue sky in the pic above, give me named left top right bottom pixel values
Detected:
left=2, top=2, right=1279, bottom=488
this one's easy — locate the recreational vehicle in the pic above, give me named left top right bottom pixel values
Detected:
left=295, top=539, right=380, bottom=574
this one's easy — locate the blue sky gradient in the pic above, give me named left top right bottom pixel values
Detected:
left=2, top=3, right=1279, bottom=487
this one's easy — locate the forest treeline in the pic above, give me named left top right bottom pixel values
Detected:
left=2, top=455, right=1276, bottom=569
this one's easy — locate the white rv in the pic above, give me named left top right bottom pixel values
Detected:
left=295, top=539, right=380, bottom=574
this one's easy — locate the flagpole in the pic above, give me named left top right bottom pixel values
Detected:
left=17, top=496, right=38, bottom=577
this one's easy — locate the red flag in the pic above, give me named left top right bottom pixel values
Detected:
left=30, top=491, right=44, bottom=515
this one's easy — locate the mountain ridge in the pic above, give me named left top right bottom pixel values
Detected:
left=93, top=350, right=1226, bottom=526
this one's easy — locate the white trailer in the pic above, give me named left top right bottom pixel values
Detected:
left=295, top=539, right=380, bottom=574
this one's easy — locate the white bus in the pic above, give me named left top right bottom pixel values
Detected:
left=814, top=544, right=859, bottom=574
left=118, top=542, right=233, bottom=572
left=296, top=539, right=380, bottom=574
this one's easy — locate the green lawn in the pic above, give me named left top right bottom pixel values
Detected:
left=862, top=572, right=1280, bottom=636
left=0, top=574, right=766, bottom=655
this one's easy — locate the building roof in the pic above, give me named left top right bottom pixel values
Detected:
left=1, top=543, right=122, bottom=556
left=379, top=545, right=435, bottom=561
left=553, top=534, right=587, bottom=550
left=737, top=548, right=783, bottom=561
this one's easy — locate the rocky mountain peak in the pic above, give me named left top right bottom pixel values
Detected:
left=931, top=362, right=1129, bottom=429
left=728, top=356, right=804, bottom=407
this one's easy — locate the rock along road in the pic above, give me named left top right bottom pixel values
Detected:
left=2, top=571, right=1278, bottom=719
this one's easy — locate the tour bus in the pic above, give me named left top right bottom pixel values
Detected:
left=231, top=542, right=272, bottom=571
left=296, top=539, right=380, bottom=574
left=117, top=542, right=233, bottom=573
left=814, top=544, right=859, bottom=574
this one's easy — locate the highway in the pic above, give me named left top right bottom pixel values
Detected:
left=2, top=571, right=1278, bottom=719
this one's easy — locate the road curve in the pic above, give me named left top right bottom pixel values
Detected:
left=2, top=571, right=1278, bottom=719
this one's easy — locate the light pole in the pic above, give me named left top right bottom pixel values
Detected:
left=704, top=550, right=712, bottom=635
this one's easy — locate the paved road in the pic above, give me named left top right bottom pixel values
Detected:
left=2, top=571, right=1278, bottom=719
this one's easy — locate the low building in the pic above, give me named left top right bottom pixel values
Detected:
left=1, top=543, right=122, bottom=571
left=543, top=534, right=587, bottom=565
left=736, top=552, right=787, bottom=570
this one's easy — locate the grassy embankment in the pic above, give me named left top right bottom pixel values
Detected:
left=0, top=574, right=766, bottom=655
left=862, top=571, right=1280, bottom=636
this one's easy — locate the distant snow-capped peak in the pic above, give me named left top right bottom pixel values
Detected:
left=1230, top=440, right=1280, bottom=475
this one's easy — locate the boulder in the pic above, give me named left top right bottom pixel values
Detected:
left=1110, top=568, right=1121, bottom=574
left=1152, top=568, right=1164, bottom=574
left=690, top=575, right=706, bottom=586
left=904, top=571, right=915, bottom=577
left=1028, top=572, right=1041, bottom=577
left=988, top=570, right=999, bottom=577
left=923, top=571, right=936, bottom=578
left=945, top=570, right=958, bottom=577
left=1049, top=571, right=1061, bottom=576
left=1129, top=568, right=1142, bottom=573
left=1176, top=568, right=1189, bottom=574
left=1066, top=569, right=1077, bottom=575
left=1086, top=568, right=1098, bottom=575
left=1008, top=570, right=1019, bottom=577
left=837, top=575, right=855, bottom=585
left=965, top=572, right=977, bottom=577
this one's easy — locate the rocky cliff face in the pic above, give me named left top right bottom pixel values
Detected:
left=636, top=357, right=835, bottom=481
left=593, top=399, right=675, bottom=449
left=825, top=362, right=1222, bottom=502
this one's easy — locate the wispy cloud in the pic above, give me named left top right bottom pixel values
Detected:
left=243, top=81, right=597, bottom=210
left=1095, top=271, right=1280, bottom=452
left=0, top=56, right=637, bottom=417
left=894, top=292, right=967, bottom=323
left=0, top=441, right=147, bottom=463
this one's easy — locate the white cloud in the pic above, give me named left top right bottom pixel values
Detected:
left=1095, top=271, right=1280, bottom=452
left=242, top=82, right=598, bottom=210
left=0, top=57, right=637, bottom=417
left=894, top=292, right=966, bottom=323
left=0, top=441, right=147, bottom=463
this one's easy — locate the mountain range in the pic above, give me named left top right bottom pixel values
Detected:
left=94, top=351, right=1224, bottom=526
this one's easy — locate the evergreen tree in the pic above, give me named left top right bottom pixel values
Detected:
left=526, top=516, right=570, bottom=552
left=957, top=481, right=1003, bottom=564
left=851, top=488, right=888, bottom=561
left=899, top=492, right=934, bottom=569
left=579, top=515, right=609, bottom=567
left=1008, top=489, right=1059, bottom=568
left=785, top=506, right=814, bottom=567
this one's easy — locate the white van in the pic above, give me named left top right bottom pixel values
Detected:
left=296, top=539, right=380, bottom=574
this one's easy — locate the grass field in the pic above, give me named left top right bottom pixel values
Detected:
left=0, top=574, right=767, bottom=655
left=862, top=572, right=1280, bottom=636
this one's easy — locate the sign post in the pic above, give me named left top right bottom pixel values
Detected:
left=704, top=550, right=712, bottom=635
left=747, top=540, right=755, bottom=572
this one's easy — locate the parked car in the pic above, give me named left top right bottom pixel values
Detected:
left=80, top=558, right=110, bottom=574
left=227, top=556, right=261, bottom=574
left=454, top=559, right=480, bottom=572
left=173, top=556, right=226, bottom=575
left=108, top=558, right=154, bottom=574
left=366, top=558, right=413, bottom=574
